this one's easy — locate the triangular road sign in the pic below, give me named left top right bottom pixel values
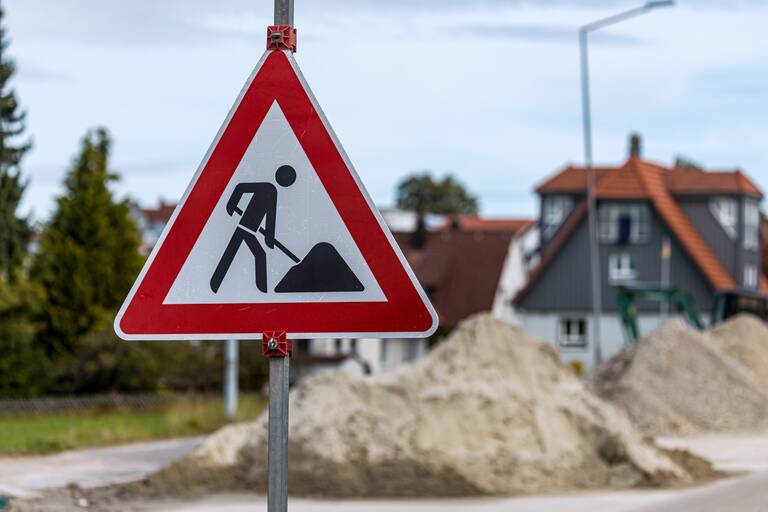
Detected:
left=115, top=50, right=437, bottom=340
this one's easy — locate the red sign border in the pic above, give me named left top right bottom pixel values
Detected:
left=115, top=50, right=437, bottom=340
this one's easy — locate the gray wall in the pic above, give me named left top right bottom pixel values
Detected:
left=678, top=197, right=738, bottom=279
left=518, top=202, right=715, bottom=313
left=679, top=195, right=762, bottom=289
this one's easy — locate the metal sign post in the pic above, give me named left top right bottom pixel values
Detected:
left=267, top=4, right=293, bottom=511
left=274, top=0, right=294, bottom=26
left=263, top=331, right=292, bottom=512
left=115, top=5, right=437, bottom=512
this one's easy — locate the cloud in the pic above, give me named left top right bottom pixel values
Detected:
left=16, top=64, right=69, bottom=83
left=457, top=23, right=643, bottom=44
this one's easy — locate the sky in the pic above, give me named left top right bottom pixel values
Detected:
left=4, top=0, right=768, bottom=221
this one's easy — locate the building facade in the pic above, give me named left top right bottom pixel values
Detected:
left=514, top=136, right=766, bottom=369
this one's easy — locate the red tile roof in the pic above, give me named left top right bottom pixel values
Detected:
left=665, top=168, right=762, bottom=197
left=140, top=201, right=176, bottom=225
left=538, top=161, right=763, bottom=199
left=441, top=215, right=534, bottom=234
left=518, top=156, right=767, bottom=301
left=633, top=158, right=736, bottom=291
left=393, top=230, right=514, bottom=330
left=535, top=166, right=613, bottom=194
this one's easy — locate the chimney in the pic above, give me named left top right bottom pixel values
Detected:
left=629, top=132, right=642, bottom=158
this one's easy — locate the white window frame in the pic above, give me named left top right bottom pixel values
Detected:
left=744, top=264, right=759, bottom=289
left=709, top=197, right=738, bottom=239
left=609, top=253, right=638, bottom=283
left=542, top=196, right=573, bottom=238
left=558, top=318, right=588, bottom=349
left=743, top=200, right=760, bottom=251
left=598, top=203, right=650, bottom=244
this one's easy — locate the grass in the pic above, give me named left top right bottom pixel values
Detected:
left=0, top=394, right=266, bottom=455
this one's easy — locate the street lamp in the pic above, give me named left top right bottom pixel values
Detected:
left=579, top=1, right=674, bottom=365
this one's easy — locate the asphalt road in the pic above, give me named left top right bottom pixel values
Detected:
left=143, top=472, right=768, bottom=512
left=0, top=437, right=202, bottom=498
left=632, top=470, right=768, bottom=512
left=4, top=435, right=768, bottom=511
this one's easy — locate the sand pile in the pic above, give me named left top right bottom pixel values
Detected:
left=709, top=314, right=768, bottom=386
left=593, top=319, right=768, bottom=436
left=119, top=314, right=710, bottom=499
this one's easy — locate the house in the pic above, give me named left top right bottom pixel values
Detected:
left=514, top=134, right=766, bottom=369
left=133, top=201, right=176, bottom=255
left=294, top=215, right=536, bottom=378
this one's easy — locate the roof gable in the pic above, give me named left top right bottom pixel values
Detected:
left=516, top=156, right=767, bottom=304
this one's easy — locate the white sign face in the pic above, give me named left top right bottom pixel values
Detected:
left=164, top=102, right=386, bottom=305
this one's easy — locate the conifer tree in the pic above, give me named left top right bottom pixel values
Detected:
left=0, top=3, right=32, bottom=279
left=33, top=128, right=142, bottom=357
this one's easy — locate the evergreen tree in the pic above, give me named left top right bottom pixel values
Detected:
left=32, top=128, right=142, bottom=357
left=0, top=3, right=31, bottom=279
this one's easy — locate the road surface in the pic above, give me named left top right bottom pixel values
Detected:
left=5, top=435, right=768, bottom=511
left=0, top=437, right=202, bottom=498
left=141, top=471, right=768, bottom=512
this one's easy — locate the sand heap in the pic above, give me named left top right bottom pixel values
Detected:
left=127, top=314, right=709, bottom=499
left=593, top=319, right=768, bottom=436
left=709, top=314, right=768, bottom=387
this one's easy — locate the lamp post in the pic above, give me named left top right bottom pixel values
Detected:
left=579, top=1, right=674, bottom=365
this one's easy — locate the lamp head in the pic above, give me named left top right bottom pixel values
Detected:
left=645, top=0, right=675, bottom=9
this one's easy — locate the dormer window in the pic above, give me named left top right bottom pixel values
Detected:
left=542, top=195, right=573, bottom=239
left=744, top=200, right=760, bottom=251
left=709, top=197, right=738, bottom=239
left=598, top=204, right=650, bottom=244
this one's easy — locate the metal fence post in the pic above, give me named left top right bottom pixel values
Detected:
left=224, top=339, right=239, bottom=422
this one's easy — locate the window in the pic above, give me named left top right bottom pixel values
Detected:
left=744, top=201, right=760, bottom=251
left=609, top=253, right=638, bottom=282
left=558, top=319, right=587, bottom=349
left=598, top=204, right=650, bottom=244
left=744, top=264, right=759, bottom=289
left=709, top=197, right=738, bottom=239
left=542, top=196, right=573, bottom=238
left=404, top=341, right=420, bottom=362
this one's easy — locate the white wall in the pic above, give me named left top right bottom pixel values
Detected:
left=492, top=226, right=540, bottom=326
left=492, top=237, right=526, bottom=324
left=520, top=312, right=701, bottom=369
left=306, top=337, right=425, bottom=375
left=379, top=338, right=426, bottom=372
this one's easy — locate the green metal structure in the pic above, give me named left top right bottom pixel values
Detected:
left=616, top=282, right=705, bottom=343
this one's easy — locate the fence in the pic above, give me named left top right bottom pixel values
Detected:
left=0, top=393, right=219, bottom=416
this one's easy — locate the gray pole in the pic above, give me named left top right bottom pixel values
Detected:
left=267, top=355, right=290, bottom=512
left=578, top=1, right=675, bottom=366
left=579, top=29, right=603, bottom=366
left=224, top=339, right=239, bottom=422
left=274, top=0, right=294, bottom=26
left=660, top=236, right=671, bottom=318
left=266, top=1, right=295, bottom=508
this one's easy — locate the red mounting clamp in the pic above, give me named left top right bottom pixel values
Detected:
left=262, top=331, right=293, bottom=358
left=267, top=25, right=297, bottom=52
